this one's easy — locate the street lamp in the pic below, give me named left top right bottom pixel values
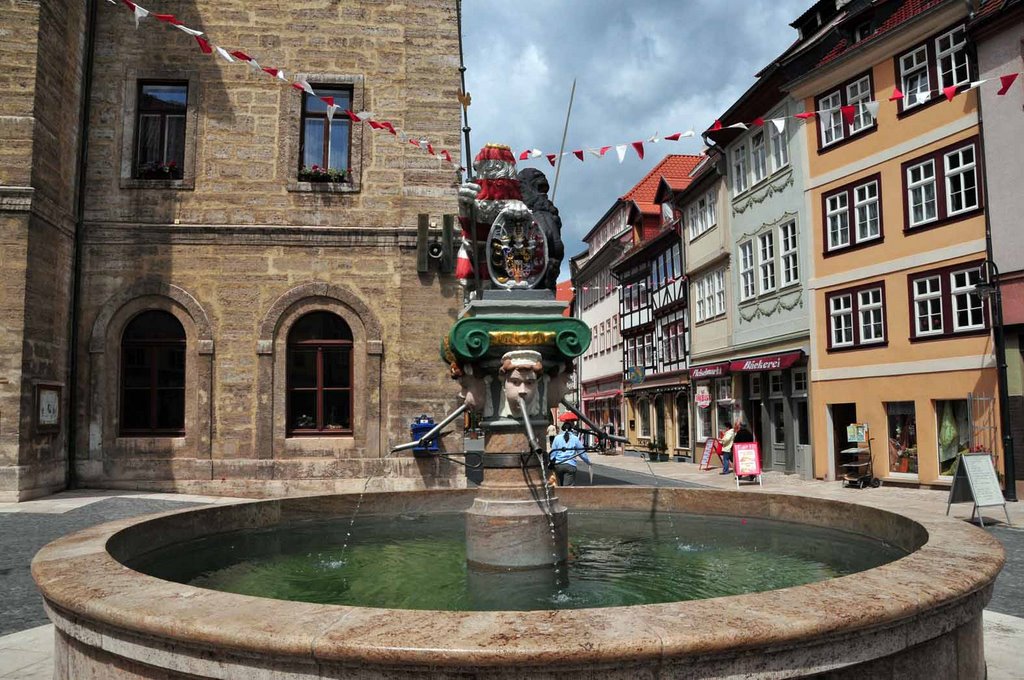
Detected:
left=975, top=259, right=1018, bottom=502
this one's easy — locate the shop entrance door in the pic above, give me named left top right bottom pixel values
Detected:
left=829, top=403, right=858, bottom=480
left=655, top=396, right=666, bottom=446
left=769, top=399, right=787, bottom=470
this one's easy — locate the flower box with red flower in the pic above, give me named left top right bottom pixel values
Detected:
left=298, top=165, right=349, bottom=183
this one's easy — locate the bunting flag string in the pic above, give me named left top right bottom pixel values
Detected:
left=105, top=1, right=1023, bottom=176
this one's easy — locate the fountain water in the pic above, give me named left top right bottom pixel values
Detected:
left=32, top=146, right=1005, bottom=678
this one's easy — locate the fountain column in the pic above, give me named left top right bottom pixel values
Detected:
left=444, top=290, right=589, bottom=572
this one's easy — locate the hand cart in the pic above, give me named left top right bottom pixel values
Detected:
left=840, top=423, right=880, bottom=489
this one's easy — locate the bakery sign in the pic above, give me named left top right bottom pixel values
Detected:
left=689, top=362, right=729, bottom=379
left=729, top=351, right=804, bottom=373
left=694, top=385, right=712, bottom=409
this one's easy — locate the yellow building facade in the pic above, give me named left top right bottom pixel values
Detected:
left=789, top=3, right=1000, bottom=486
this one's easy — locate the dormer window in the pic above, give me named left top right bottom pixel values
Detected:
left=854, top=21, right=873, bottom=43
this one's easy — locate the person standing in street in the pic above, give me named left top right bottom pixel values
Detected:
left=549, top=423, right=591, bottom=486
left=719, top=422, right=739, bottom=475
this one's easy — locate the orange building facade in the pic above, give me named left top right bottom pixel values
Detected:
left=789, top=2, right=1001, bottom=486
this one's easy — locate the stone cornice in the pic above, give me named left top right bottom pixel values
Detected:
left=0, top=186, right=34, bottom=212
left=82, top=223, right=421, bottom=248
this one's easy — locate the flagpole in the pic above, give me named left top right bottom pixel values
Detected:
left=551, top=78, right=576, bottom=202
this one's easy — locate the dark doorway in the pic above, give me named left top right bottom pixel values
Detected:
left=830, top=403, right=858, bottom=477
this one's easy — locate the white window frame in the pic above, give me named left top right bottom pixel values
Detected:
left=769, top=117, right=789, bottom=172
left=713, top=269, right=726, bottom=316
left=900, top=45, right=931, bottom=110
left=791, top=368, right=808, bottom=397
left=716, top=377, right=733, bottom=402
left=819, top=91, right=844, bottom=146
left=858, top=287, right=885, bottom=345
left=907, top=159, right=938, bottom=227
left=732, top=144, right=748, bottom=195
left=696, top=395, right=712, bottom=440
left=739, top=241, right=756, bottom=301
left=694, top=277, right=707, bottom=322
left=706, top=189, right=717, bottom=227
left=913, top=275, right=944, bottom=337
left=846, top=75, right=872, bottom=133
left=826, top=192, right=850, bottom=250
left=854, top=180, right=880, bottom=242
left=768, top=371, right=784, bottom=398
left=829, top=293, right=854, bottom=348
left=944, top=145, right=978, bottom=216
left=751, top=131, right=768, bottom=184
left=951, top=268, right=984, bottom=332
left=749, top=374, right=762, bottom=399
left=779, top=221, right=799, bottom=286
left=935, top=26, right=969, bottom=90
left=637, top=398, right=651, bottom=438
left=758, top=232, right=776, bottom=293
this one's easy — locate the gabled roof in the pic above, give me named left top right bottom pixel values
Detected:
left=620, top=154, right=704, bottom=218
left=815, top=0, right=948, bottom=68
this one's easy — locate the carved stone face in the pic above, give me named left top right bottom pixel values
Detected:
left=457, top=370, right=488, bottom=414
left=503, top=367, right=539, bottom=415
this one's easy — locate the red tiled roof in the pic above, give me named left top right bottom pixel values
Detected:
left=555, top=280, right=574, bottom=317
left=620, top=154, right=704, bottom=216
left=817, top=0, right=946, bottom=68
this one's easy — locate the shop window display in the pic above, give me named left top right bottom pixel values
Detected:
left=936, top=399, right=970, bottom=477
left=886, top=401, right=918, bottom=474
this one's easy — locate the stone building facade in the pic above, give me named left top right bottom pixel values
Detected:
left=0, top=0, right=465, bottom=501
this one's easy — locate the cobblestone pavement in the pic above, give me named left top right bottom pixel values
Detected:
left=1, top=481, right=1021, bottom=679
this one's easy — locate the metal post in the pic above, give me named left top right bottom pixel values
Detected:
left=985, top=260, right=1017, bottom=501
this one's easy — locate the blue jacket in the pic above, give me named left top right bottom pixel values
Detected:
left=550, top=432, right=591, bottom=466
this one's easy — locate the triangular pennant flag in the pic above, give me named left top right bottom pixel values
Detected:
left=573, top=150, right=584, bottom=161
left=397, top=131, right=408, bottom=143
left=585, top=147, right=602, bottom=158
left=913, top=91, right=931, bottom=105
left=320, top=96, right=335, bottom=107
left=231, top=51, right=252, bottom=62
left=681, top=129, right=696, bottom=138
left=326, top=105, right=339, bottom=122
left=997, top=73, right=1019, bottom=95
left=441, top=150, right=452, bottom=163
left=967, top=79, right=988, bottom=91
left=426, top=143, right=435, bottom=156
left=864, top=101, right=880, bottom=121
left=631, top=141, right=645, bottom=159
left=132, top=5, right=149, bottom=27
left=889, top=87, right=904, bottom=101
left=615, top=145, right=627, bottom=163
left=356, top=111, right=374, bottom=121
left=751, top=117, right=765, bottom=127
left=247, top=59, right=263, bottom=72
left=840, top=104, right=856, bottom=126
left=599, top=146, right=612, bottom=156
left=726, top=122, right=748, bottom=130
left=195, top=36, right=212, bottom=54
left=546, top=154, right=557, bottom=166
left=943, top=85, right=958, bottom=102
left=174, top=24, right=203, bottom=37
left=408, top=138, right=422, bottom=148
left=215, top=47, right=235, bottom=63
left=647, top=133, right=659, bottom=143
left=380, top=121, right=396, bottom=135
left=367, top=120, right=384, bottom=129
left=152, top=14, right=182, bottom=25
left=291, top=82, right=305, bottom=92
left=795, top=111, right=816, bottom=120
left=263, top=67, right=280, bottom=78
left=293, top=79, right=314, bottom=95
left=121, top=0, right=137, bottom=9
left=770, top=118, right=786, bottom=134
left=664, top=132, right=682, bottom=141
left=344, top=110, right=361, bottom=123
left=710, top=119, right=722, bottom=131
left=519, top=150, right=530, bottom=161
left=530, top=149, right=543, bottom=158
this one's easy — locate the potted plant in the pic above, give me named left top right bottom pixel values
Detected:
left=136, top=160, right=181, bottom=180
left=648, top=438, right=669, bottom=462
left=299, top=164, right=349, bottom=183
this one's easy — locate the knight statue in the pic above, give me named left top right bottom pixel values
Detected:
left=456, top=144, right=563, bottom=292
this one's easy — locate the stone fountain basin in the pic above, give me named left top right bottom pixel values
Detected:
left=33, top=488, right=1003, bottom=679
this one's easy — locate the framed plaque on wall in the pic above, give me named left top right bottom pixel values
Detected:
left=35, top=383, right=62, bottom=433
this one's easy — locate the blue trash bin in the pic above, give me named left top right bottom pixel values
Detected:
left=410, top=414, right=439, bottom=455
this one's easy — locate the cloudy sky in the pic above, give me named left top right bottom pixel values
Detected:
left=461, top=0, right=812, bottom=279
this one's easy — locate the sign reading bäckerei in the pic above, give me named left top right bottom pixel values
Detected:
left=728, top=350, right=804, bottom=373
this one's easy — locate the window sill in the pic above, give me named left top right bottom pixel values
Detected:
left=904, top=206, right=983, bottom=235
left=817, top=123, right=877, bottom=155
left=822, top=234, right=885, bottom=258
left=287, top=181, right=360, bottom=194
left=826, top=340, right=889, bottom=353
left=120, top=178, right=195, bottom=191
left=687, top=226, right=717, bottom=244
left=909, top=328, right=989, bottom=343
left=896, top=83, right=971, bottom=119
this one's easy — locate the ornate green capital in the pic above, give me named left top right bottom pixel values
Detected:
left=441, top=316, right=591, bottom=364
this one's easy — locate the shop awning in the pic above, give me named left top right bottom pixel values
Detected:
left=688, top=362, right=730, bottom=379
left=729, top=350, right=804, bottom=373
left=582, top=389, right=622, bottom=401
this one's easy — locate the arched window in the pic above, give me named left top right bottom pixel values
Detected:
left=120, top=310, right=186, bottom=435
left=287, top=312, right=353, bottom=435
left=637, top=398, right=651, bottom=438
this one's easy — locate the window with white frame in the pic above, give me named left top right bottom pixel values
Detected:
left=791, top=368, right=808, bottom=396
left=900, top=45, right=931, bottom=109
left=826, top=192, right=850, bottom=250
left=907, top=160, right=937, bottom=226
left=716, top=377, right=732, bottom=402
left=769, top=371, right=784, bottom=397
left=637, top=398, right=650, bottom=438
left=913, top=275, right=944, bottom=336
left=706, top=189, right=717, bottom=227
left=779, top=221, right=799, bottom=286
left=713, top=269, right=726, bottom=316
left=758, top=232, right=776, bottom=293
left=769, top=119, right=789, bottom=171
left=951, top=268, right=983, bottom=331
left=696, top=397, right=712, bottom=440
left=829, top=293, right=854, bottom=348
left=694, top=277, right=707, bottom=322
left=819, top=91, right=844, bottom=146
left=739, top=241, right=756, bottom=300
left=827, top=283, right=887, bottom=350
left=858, top=287, right=885, bottom=344
left=749, top=374, right=762, bottom=399
left=854, top=181, right=880, bottom=241
left=936, top=26, right=969, bottom=90
left=733, top=145, right=748, bottom=194
left=903, top=139, right=981, bottom=229
left=944, top=145, right=978, bottom=215
left=846, top=75, right=872, bottom=133
left=751, top=131, right=768, bottom=183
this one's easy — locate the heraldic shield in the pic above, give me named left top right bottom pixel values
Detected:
left=486, top=206, right=549, bottom=289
